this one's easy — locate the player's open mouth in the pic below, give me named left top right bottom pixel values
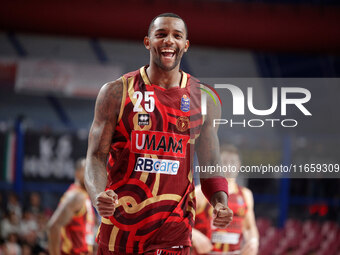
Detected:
left=161, top=49, right=175, bottom=59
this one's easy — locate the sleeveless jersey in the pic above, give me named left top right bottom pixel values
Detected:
left=96, top=66, right=203, bottom=253
left=192, top=199, right=213, bottom=255
left=60, top=184, right=95, bottom=255
left=193, top=185, right=248, bottom=254
left=211, top=185, right=248, bottom=253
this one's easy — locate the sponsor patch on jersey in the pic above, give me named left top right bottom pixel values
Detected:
left=180, top=94, right=190, bottom=112
left=176, top=116, right=190, bottom=132
left=211, top=232, right=240, bottom=244
left=134, top=157, right=180, bottom=175
left=138, top=114, right=149, bottom=126
left=131, top=130, right=189, bottom=158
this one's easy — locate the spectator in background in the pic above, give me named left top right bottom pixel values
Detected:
left=20, top=210, right=38, bottom=240
left=23, top=228, right=47, bottom=255
left=3, top=233, right=21, bottom=255
left=21, top=242, right=33, bottom=255
left=1, top=212, right=20, bottom=240
left=35, top=213, right=49, bottom=252
left=25, top=192, right=43, bottom=217
left=6, top=193, right=22, bottom=219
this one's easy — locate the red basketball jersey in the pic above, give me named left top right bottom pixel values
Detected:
left=211, top=185, right=248, bottom=253
left=60, top=184, right=95, bottom=255
left=96, top=66, right=203, bottom=253
left=193, top=185, right=248, bottom=254
left=192, top=200, right=213, bottom=255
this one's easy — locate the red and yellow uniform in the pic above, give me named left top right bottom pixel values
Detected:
left=96, top=66, right=203, bottom=254
left=194, top=185, right=248, bottom=254
left=192, top=199, right=213, bottom=255
left=194, top=201, right=213, bottom=241
left=211, top=185, right=247, bottom=253
left=60, top=184, right=96, bottom=255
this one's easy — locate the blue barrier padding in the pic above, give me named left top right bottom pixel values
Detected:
left=90, top=38, right=109, bottom=64
left=46, top=95, right=74, bottom=128
left=0, top=181, right=13, bottom=190
left=23, top=182, right=70, bottom=193
left=13, top=118, right=24, bottom=199
left=7, top=32, right=27, bottom=57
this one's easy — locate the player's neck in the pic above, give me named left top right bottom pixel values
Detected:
left=146, top=64, right=182, bottom=89
left=227, top=179, right=238, bottom=194
left=74, top=180, right=86, bottom=190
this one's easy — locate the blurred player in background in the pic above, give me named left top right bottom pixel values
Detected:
left=85, top=12, right=232, bottom=255
left=47, top=158, right=95, bottom=255
left=193, top=145, right=259, bottom=255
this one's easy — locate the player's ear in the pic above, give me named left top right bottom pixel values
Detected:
left=184, top=39, right=190, bottom=52
left=144, top=36, right=150, bottom=50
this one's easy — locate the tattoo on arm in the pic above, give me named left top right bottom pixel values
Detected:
left=196, top=86, right=229, bottom=207
left=196, top=86, right=223, bottom=179
left=85, top=79, right=123, bottom=207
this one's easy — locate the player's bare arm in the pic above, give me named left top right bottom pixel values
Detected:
left=85, top=79, right=123, bottom=217
left=47, top=191, right=86, bottom=255
left=241, top=187, right=259, bottom=255
left=192, top=228, right=213, bottom=254
left=195, top=89, right=233, bottom=228
left=192, top=185, right=213, bottom=254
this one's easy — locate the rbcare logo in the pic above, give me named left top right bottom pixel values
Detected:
left=200, top=84, right=312, bottom=128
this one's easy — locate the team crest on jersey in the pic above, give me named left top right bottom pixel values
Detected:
left=180, top=94, right=190, bottom=112
left=138, top=114, right=149, bottom=126
left=237, top=207, right=246, bottom=217
left=176, top=116, right=190, bottom=132
left=237, top=195, right=244, bottom=205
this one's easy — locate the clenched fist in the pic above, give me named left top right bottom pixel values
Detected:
left=95, top=190, right=118, bottom=217
left=212, top=202, right=233, bottom=228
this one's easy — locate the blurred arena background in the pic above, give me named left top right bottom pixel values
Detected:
left=0, top=0, right=340, bottom=254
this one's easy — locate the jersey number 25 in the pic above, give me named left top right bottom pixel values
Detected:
left=133, top=91, right=155, bottom=112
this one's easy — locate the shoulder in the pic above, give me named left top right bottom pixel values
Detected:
left=123, top=68, right=142, bottom=79
left=95, top=78, right=124, bottom=115
left=99, top=78, right=124, bottom=98
left=195, top=185, right=209, bottom=209
left=63, top=189, right=86, bottom=208
left=187, top=73, right=200, bottom=84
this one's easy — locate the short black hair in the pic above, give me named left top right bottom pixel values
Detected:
left=148, top=13, right=188, bottom=38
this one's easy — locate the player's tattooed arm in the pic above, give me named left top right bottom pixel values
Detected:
left=195, top=86, right=223, bottom=180
left=85, top=78, right=123, bottom=217
left=195, top=87, right=232, bottom=227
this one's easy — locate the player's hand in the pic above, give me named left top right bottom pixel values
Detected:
left=240, top=238, right=259, bottom=255
left=212, top=202, right=233, bottom=228
left=192, top=228, right=213, bottom=254
left=95, top=190, right=118, bottom=217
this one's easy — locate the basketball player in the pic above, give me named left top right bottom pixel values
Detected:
left=85, top=13, right=233, bottom=255
left=193, top=145, right=259, bottom=255
left=47, top=158, right=96, bottom=255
